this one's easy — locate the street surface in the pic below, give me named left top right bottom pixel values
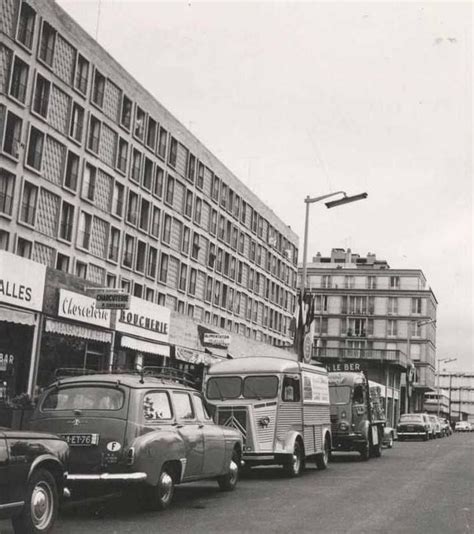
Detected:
left=1, top=433, right=473, bottom=534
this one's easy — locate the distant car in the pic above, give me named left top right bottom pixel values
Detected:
left=382, top=426, right=395, bottom=448
left=455, top=421, right=471, bottom=432
left=28, top=372, right=242, bottom=510
left=397, top=413, right=431, bottom=441
left=0, top=427, right=69, bottom=533
left=429, top=415, right=442, bottom=438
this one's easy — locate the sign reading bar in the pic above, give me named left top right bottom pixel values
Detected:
left=95, top=290, right=130, bottom=310
left=203, top=333, right=231, bottom=348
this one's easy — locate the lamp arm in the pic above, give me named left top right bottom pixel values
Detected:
left=305, top=191, right=346, bottom=204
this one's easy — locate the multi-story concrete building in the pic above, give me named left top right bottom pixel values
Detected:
left=301, top=248, right=438, bottom=424
left=432, top=373, right=474, bottom=423
left=0, top=0, right=298, bottom=402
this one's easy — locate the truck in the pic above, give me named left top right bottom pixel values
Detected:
left=328, top=371, right=386, bottom=460
left=203, top=357, right=332, bottom=477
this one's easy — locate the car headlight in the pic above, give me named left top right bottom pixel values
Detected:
left=339, top=421, right=349, bottom=431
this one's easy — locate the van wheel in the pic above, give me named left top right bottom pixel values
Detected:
left=144, top=466, right=175, bottom=511
left=217, top=450, right=239, bottom=491
left=315, top=435, right=330, bottom=470
left=284, top=440, right=304, bottom=477
left=12, top=468, right=58, bottom=534
left=359, top=439, right=370, bottom=461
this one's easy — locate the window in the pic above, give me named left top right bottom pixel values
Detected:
left=116, top=138, right=128, bottom=173
left=214, top=280, right=221, bottom=306
left=143, top=392, right=172, bottom=420
left=387, top=319, right=397, bottom=336
left=112, top=181, right=124, bottom=217
left=16, top=2, right=36, bottom=49
left=162, top=214, right=171, bottom=244
left=186, top=153, right=195, bottom=182
left=92, top=70, right=105, bottom=107
left=367, top=276, right=377, bottom=290
left=136, top=241, right=146, bottom=273
left=108, top=227, right=120, bottom=262
left=122, top=234, right=134, bottom=268
left=387, top=297, right=398, bottom=315
left=26, top=126, right=45, bottom=170
left=64, top=150, right=79, bottom=191
left=9, top=56, right=29, bottom=103
left=0, top=230, right=9, bottom=251
left=168, top=137, right=177, bottom=167
left=390, top=276, right=400, bottom=289
left=150, top=207, right=160, bottom=238
left=3, top=112, right=22, bottom=158
left=75, top=260, right=87, bottom=279
left=173, top=392, right=194, bottom=419
left=349, top=296, right=366, bottom=314
left=159, top=253, right=168, bottom=283
left=179, top=263, right=187, bottom=291
left=130, top=148, right=141, bottom=183
left=191, top=233, right=200, bottom=260
left=38, top=21, right=55, bottom=66
left=59, top=201, right=74, bottom=241
left=211, top=175, right=219, bottom=201
left=32, top=74, right=50, bottom=118
left=165, top=175, right=174, bottom=205
left=181, top=226, right=190, bottom=255
left=147, top=246, right=158, bottom=278
left=154, top=166, right=164, bottom=198
left=184, top=190, right=193, bottom=218
left=322, top=275, right=332, bottom=289
left=142, top=157, right=153, bottom=190
left=133, top=283, right=143, bottom=298
left=69, top=103, right=84, bottom=142
left=19, top=181, right=37, bottom=226
left=0, top=170, right=15, bottom=216
left=146, top=117, right=157, bottom=150
left=197, top=162, right=204, bottom=190
left=205, top=276, right=213, bottom=302
left=157, top=127, right=167, bottom=159
left=87, top=115, right=101, bottom=154
left=56, top=253, right=69, bottom=272
left=194, top=197, right=202, bottom=225
left=145, top=288, right=154, bottom=302
left=188, top=268, right=197, bottom=295
left=134, top=106, right=146, bottom=140
left=78, top=211, right=92, bottom=250
left=74, top=54, right=89, bottom=94
left=220, top=183, right=227, bottom=209
left=410, top=321, right=422, bottom=338
left=121, top=94, right=132, bottom=129
left=82, top=163, right=96, bottom=201
left=139, top=198, right=150, bottom=232
left=106, top=274, right=116, bottom=288
left=126, top=190, right=139, bottom=225
left=210, top=209, right=217, bottom=235
left=411, top=297, right=422, bottom=315
left=345, top=275, right=355, bottom=289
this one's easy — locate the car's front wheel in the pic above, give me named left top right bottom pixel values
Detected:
left=284, top=440, right=304, bottom=477
left=217, top=449, right=239, bottom=491
left=12, top=468, right=58, bottom=534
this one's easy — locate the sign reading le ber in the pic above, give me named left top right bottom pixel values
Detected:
left=95, top=289, right=130, bottom=310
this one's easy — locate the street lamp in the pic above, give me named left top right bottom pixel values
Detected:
left=436, top=357, right=457, bottom=416
left=300, top=191, right=368, bottom=294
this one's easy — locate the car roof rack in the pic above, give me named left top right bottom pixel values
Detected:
left=54, top=368, right=97, bottom=378
left=140, top=366, right=197, bottom=388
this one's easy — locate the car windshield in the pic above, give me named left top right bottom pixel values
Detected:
left=243, top=376, right=279, bottom=399
left=207, top=377, right=242, bottom=400
left=42, top=386, right=124, bottom=411
left=400, top=414, right=423, bottom=423
left=329, top=385, right=351, bottom=405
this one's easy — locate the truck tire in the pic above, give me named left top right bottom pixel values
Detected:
left=315, top=435, right=330, bottom=470
left=359, top=438, right=370, bottom=461
left=217, top=450, right=239, bottom=491
left=284, top=440, right=304, bottom=477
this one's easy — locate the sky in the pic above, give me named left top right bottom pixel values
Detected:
left=57, top=0, right=473, bottom=371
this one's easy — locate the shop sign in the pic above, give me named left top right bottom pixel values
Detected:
left=116, top=296, right=170, bottom=344
left=326, top=361, right=364, bottom=373
left=175, top=346, right=218, bottom=366
left=0, top=251, right=46, bottom=312
left=58, top=289, right=111, bottom=329
left=203, top=333, right=231, bottom=347
left=95, top=289, right=130, bottom=310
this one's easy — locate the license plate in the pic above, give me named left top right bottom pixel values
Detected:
left=60, top=433, right=99, bottom=446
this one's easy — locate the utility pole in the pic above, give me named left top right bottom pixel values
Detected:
left=448, top=372, right=453, bottom=424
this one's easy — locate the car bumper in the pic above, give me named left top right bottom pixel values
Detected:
left=66, top=472, right=147, bottom=482
left=397, top=431, right=426, bottom=437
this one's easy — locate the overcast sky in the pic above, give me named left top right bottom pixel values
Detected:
left=57, top=0, right=473, bottom=371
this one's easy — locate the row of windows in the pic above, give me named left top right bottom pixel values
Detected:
left=312, top=295, right=425, bottom=315
left=315, top=274, right=418, bottom=290
left=313, top=317, right=428, bottom=337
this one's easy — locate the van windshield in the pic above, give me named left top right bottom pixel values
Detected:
left=207, top=377, right=241, bottom=400
left=206, top=375, right=279, bottom=400
left=329, top=385, right=351, bottom=405
left=243, top=376, right=278, bottom=399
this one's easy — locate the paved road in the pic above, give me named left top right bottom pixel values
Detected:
left=1, top=433, right=473, bottom=534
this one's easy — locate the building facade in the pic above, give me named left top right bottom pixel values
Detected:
left=300, top=248, right=438, bottom=423
left=0, top=0, right=299, bottom=405
left=431, top=373, right=474, bottom=423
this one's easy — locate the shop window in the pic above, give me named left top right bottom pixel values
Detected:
left=136, top=241, right=146, bottom=273
left=165, top=175, right=174, bottom=206
left=81, top=163, right=96, bottom=202
left=134, top=106, right=146, bottom=140
left=154, top=165, right=164, bottom=198
left=16, top=237, right=32, bottom=259
left=162, top=214, right=171, bottom=244
left=197, top=162, right=204, bottom=190
left=59, top=201, right=74, bottom=242
left=69, top=103, right=84, bottom=143
left=116, top=138, right=128, bottom=174
left=75, top=260, right=87, bottom=279
left=56, top=253, right=69, bottom=273
left=126, top=190, right=139, bottom=226
left=74, top=54, right=89, bottom=95
left=157, top=127, right=167, bottom=159
left=146, top=117, right=157, bottom=150
left=150, top=206, right=160, bottom=238
left=87, top=115, right=101, bottom=154
left=9, top=56, right=29, bottom=103
left=0, top=230, right=9, bottom=250
left=194, top=197, right=202, bottom=226
left=106, top=273, right=117, bottom=288
left=0, top=169, right=15, bottom=217
left=122, top=234, right=134, bottom=269
left=108, top=227, right=120, bottom=263
left=139, top=198, right=150, bottom=232
left=38, top=21, right=55, bottom=66
left=3, top=112, right=22, bottom=159
left=181, top=226, right=190, bottom=255
left=121, top=94, right=132, bottom=129
left=168, top=137, right=177, bottom=167
left=159, top=253, right=168, bottom=283
left=147, top=246, right=158, bottom=278
left=112, top=181, right=124, bottom=218
left=78, top=211, right=91, bottom=250
left=143, top=157, right=153, bottom=190
left=179, top=263, right=187, bottom=292
left=16, top=2, right=36, bottom=50
left=64, top=150, right=79, bottom=191
left=92, top=69, right=105, bottom=108
left=19, top=180, right=38, bottom=226
left=186, top=153, right=195, bottom=183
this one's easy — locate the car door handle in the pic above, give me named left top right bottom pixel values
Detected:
left=173, top=423, right=183, bottom=429
left=198, top=424, right=204, bottom=429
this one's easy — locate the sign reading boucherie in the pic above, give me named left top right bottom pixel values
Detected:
left=58, top=289, right=111, bottom=329
left=116, top=296, right=170, bottom=344
left=95, top=290, right=130, bottom=310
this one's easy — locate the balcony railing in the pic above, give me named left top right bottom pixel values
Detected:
left=314, top=347, right=408, bottom=368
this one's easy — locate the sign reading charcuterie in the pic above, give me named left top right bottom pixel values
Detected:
left=58, top=289, right=111, bottom=328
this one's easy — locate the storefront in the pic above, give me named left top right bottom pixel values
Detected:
left=36, top=288, right=113, bottom=390
left=114, top=296, right=171, bottom=371
left=0, top=251, right=45, bottom=400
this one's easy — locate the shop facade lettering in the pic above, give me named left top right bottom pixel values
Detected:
left=58, top=289, right=111, bottom=329
left=116, top=297, right=170, bottom=344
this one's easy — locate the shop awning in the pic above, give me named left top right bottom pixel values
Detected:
left=176, top=346, right=219, bottom=365
left=121, top=336, right=170, bottom=357
left=45, top=319, right=112, bottom=343
left=0, top=306, right=36, bottom=326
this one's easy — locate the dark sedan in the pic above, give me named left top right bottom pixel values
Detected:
left=0, top=428, right=69, bottom=533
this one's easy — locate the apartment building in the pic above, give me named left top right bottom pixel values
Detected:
left=0, top=0, right=298, bottom=400
left=433, top=373, right=474, bottom=423
left=301, top=248, right=438, bottom=423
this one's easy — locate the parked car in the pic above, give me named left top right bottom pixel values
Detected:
left=0, top=427, right=69, bottom=533
left=28, top=371, right=242, bottom=510
left=429, top=415, right=442, bottom=438
left=397, top=413, right=431, bottom=441
left=455, top=421, right=471, bottom=432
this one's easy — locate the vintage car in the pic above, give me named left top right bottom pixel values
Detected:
left=397, top=413, right=431, bottom=441
left=428, top=415, right=442, bottom=438
left=28, top=372, right=242, bottom=510
left=0, top=427, right=68, bottom=533
left=454, top=421, right=471, bottom=432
